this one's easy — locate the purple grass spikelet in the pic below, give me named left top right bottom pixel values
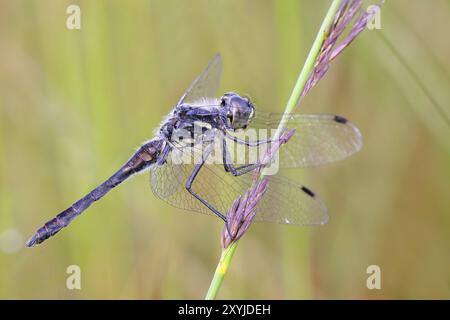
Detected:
left=221, top=129, right=296, bottom=248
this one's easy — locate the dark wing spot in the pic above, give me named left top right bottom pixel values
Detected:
left=301, top=186, right=315, bottom=198
left=334, top=115, right=348, bottom=124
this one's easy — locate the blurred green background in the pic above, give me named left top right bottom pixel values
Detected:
left=0, top=0, right=449, bottom=299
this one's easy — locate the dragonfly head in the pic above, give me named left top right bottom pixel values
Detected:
left=220, top=92, right=255, bottom=131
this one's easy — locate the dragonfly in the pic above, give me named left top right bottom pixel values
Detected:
left=27, top=54, right=362, bottom=247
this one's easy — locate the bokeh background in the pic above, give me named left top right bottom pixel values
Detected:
left=0, top=0, right=449, bottom=299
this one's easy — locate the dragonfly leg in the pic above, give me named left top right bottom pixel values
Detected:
left=156, top=142, right=172, bottom=165
left=225, top=132, right=273, bottom=146
left=185, top=149, right=228, bottom=223
left=229, top=164, right=258, bottom=176
left=222, top=138, right=258, bottom=177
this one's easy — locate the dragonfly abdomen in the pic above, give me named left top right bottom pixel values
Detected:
left=26, top=139, right=164, bottom=247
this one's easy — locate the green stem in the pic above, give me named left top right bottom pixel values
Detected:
left=260, top=0, right=343, bottom=177
left=205, top=241, right=239, bottom=300
left=204, top=0, right=344, bottom=299
left=269, top=0, right=344, bottom=143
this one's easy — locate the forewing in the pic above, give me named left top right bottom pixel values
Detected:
left=178, top=54, right=223, bottom=105
left=236, top=113, right=363, bottom=168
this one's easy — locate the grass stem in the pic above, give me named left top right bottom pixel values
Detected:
left=205, top=241, right=239, bottom=300
left=205, top=0, right=344, bottom=299
left=265, top=0, right=344, bottom=156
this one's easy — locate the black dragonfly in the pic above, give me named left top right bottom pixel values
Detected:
left=27, top=54, right=362, bottom=247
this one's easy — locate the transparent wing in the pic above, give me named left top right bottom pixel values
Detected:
left=178, top=53, right=223, bottom=105
left=254, top=175, right=328, bottom=225
left=228, top=113, right=363, bottom=168
left=150, top=143, right=328, bottom=226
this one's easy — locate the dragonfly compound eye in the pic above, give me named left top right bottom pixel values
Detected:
left=227, top=95, right=255, bottom=130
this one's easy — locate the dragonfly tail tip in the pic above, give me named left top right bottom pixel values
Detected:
left=26, top=234, right=39, bottom=247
